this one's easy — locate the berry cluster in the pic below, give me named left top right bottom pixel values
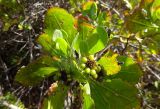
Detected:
left=80, top=55, right=101, bottom=79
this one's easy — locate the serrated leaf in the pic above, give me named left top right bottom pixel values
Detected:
left=98, top=54, right=121, bottom=75
left=42, top=83, right=68, bottom=109
left=44, top=7, right=77, bottom=44
left=15, top=56, right=59, bottom=86
left=114, top=56, right=142, bottom=85
left=90, top=79, right=140, bottom=109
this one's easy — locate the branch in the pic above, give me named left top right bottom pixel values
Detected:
left=95, top=44, right=112, bottom=61
left=146, top=66, right=160, bottom=80
left=0, top=100, right=21, bottom=109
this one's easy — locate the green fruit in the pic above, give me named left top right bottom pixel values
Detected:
left=90, top=69, right=96, bottom=75
left=81, top=63, right=86, bottom=69
left=97, top=66, right=101, bottom=72
left=89, top=55, right=95, bottom=60
left=93, top=66, right=98, bottom=70
left=81, top=57, right=88, bottom=63
left=93, top=73, right=98, bottom=79
left=85, top=68, right=91, bottom=74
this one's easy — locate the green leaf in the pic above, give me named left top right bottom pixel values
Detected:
left=52, top=29, right=63, bottom=41
left=82, top=1, right=98, bottom=20
left=55, top=37, right=70, bottom=56
left=15, top=56, right=59, bottom=86
left=98, top=54, right=121, bottom=75
left=141, top=28, right=160, bottom=54
left=90, top=79, right=140, bottom=109
left=151, top=0, right=160, bottom=21
left=143, top=35, right=160, bottom=54
left=79, top=40, right=89, bottom=55
left=42, top=83, right=68, bottom=109
left=37, top=33, right=56, bottom=55
left=37, top=33, right=67, bottom=57
left=87, top=27, right=108, bottom=54
left=73, top=22, right=94, bottom=55
left=97, top=11, right=109, bottom=26
left=82, top=83, right=95, bottom=109
left=124, top=7, right=158, bottom=33
left=73, top=24, right=108, bottom=55
left=79, top=22, right=95, bottom=39
left=83, top=93, right=95, bottom=109
left=114, top=56, right=142, bottom=85
left=70, top=60, right=87, bottom=82
left=44, top=7, right=77, bottom=44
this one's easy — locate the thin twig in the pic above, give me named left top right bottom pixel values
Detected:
left=28, top=31, right=33, bottom=62
left=146, top=66, right=160, bottom=80
left=121, top=38, right=129, bottom=55
left=0, top=100, right=21, bottom=109
left=98, top=0, right=124, bottom=19
left=95, top=44, right=113, bottom=61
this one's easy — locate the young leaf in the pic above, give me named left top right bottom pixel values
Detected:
left=89, top=79, right=140, bottom=109
left=98, top=54, right=121, bottom=75
left=44, top=7, right=77, bottom=44
left=82, top=83, right=95, bottom=109
left=55, top=37, right=70, bottom=56
left=15, top=56, right=59, bottom=86
left=37, top=33, right=67, bottom=57
left=52, top=29, right=63, bottom=41
left=42, top=83, right=68, bottom=109
left=113, top=56, right=143, bottom=85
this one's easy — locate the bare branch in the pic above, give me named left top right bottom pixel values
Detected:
left=146, top=66, right=160, bottom=80
left=1, top=100, right=21, bottom=109
left=95, top=44, right=112, bottom=61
